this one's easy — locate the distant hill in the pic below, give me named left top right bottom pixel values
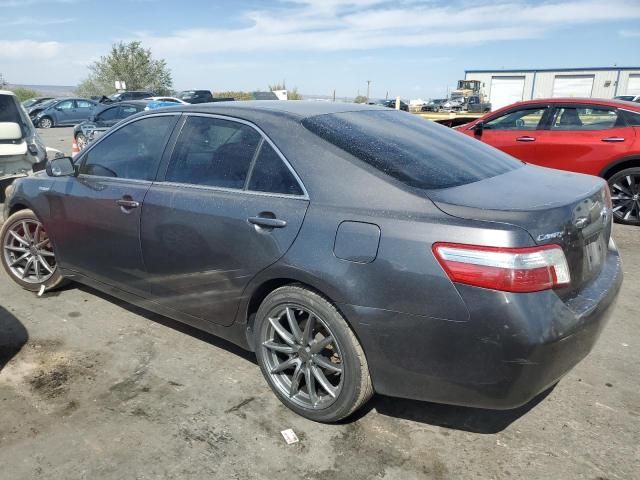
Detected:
left=7, top=84, right=76, bottom=97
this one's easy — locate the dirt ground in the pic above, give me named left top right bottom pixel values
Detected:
left=0, top=131, right=638, bottom=479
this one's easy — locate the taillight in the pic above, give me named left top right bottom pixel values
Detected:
left=432, top=242, right=570, bottom=293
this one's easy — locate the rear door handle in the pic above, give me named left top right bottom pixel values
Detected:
left=116, top=198, right=140, bottom=211
left=516, top=136, right=536, bottom=142
left=248, top=217, right=287, bottom=229
left=601, top=137, right=625, bottom=142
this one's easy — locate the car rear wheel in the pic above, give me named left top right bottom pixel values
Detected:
left=38, top=117, right=53, bottom=129
left=1, top=209, right=65, bottom=291
left=255, top=285, right=373, bottom=422
left=608, top=167, right=640, bottom=226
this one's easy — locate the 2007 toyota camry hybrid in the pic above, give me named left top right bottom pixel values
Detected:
left=1, top=102, right=623, bottom=422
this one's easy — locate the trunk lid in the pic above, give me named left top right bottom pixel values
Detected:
left=427, top=165, right=612, bottom=296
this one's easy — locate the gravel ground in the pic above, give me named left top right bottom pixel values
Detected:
left=0, top=130, right=638, bottom=478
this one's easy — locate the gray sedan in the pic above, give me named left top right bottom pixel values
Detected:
left=1, top=101, right=623, bottom=422
left=32, top=98, right=97, bottom=128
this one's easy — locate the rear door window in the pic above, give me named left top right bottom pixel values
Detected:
left=484, top=107, right=547, bottom=131
left=165, top=116, right=262, bottom=189
left=302, top=110, right=522, bottom=189
left=550, top=107, right=620, bottom=130
left=247, top=142, right=303, bottom=195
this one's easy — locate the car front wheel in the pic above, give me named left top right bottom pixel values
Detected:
left=608, top=167, right=640, bottom=226
left=38, top=117, right=53, bottom=129
left=255, top=285, right=373, bottom=422
left=0, top=209, right=65, bottom=291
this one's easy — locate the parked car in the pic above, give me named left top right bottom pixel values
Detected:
left=177, top=90, right=214, bottom=104
left=458, top=98, right=640, bottom=225
left=2, top=102, right=622, bottom=422
left=21, top=97, right=54, bottom=109
left=0, top=90, right=58, bottom=202
left=369, top=99, right=409, bottom=111
left=421, top=99, right=446, bottom=112
left=465, top=95, right=492, bottom=113
left=32, top=98, right=97, bottom=128
left=614, top=95, right=640, bottom=102
left=104, top=91, right=155, bottom=103
left=73, top=100, right=148, bottom=151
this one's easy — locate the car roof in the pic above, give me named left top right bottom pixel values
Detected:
left=173, top=100, right=388, bottom=119
left=504, top=97, right=640, bottom=112
left=0, top=90, right=17, bottom=97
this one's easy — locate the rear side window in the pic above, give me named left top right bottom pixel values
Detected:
left=551, top=107, right=620, bottom=130
left=166, top=116, right=262, bottom=189
left=622, top=110, right=640, bottom=126
left=248, top=143, right=303, bottom=195
left=302, top=110, right=521, bottom=190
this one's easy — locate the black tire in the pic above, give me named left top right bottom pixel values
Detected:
left=0, top=209, right=65, bottom=292
left=76, top=132, right=86, bottom=150
left=255, top=285, right=373, bottom=422
left=607, top=167, right=640, bottom=226
left=38, top=116, right=53, bottom=129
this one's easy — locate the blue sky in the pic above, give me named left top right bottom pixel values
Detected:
left=1, top=0, right=639, bottom=99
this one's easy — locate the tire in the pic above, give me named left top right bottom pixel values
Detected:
left=76, top=132, right=87, bottom=150
left=0, top=209, right=65, bottom=292
left=38, top=117, right=53, bottom=129
left=607, top=167, right=640, bottom=226
left=255, top=285, right=373, bottom=422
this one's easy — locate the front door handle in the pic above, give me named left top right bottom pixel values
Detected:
left=116, top=198, right=140, bottom=211
left=248, top=216, right=287, bottom=229
left=516, top=136, right=536, bottom=142
left=601, top=137, right=625, bottom=142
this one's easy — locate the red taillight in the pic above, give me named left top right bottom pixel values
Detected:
left=432, top=242, right=571, bottom=293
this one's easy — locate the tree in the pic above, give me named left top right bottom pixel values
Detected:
left=76, top=41, right=173, bottom=97
left=354, top=95, right=367, bottom=104
left=11, top=87, right=41, bottom=102
left=215, top=91, right=254, bottom=101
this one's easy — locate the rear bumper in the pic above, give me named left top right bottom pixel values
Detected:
left=343, top=242, right=623, bottom=409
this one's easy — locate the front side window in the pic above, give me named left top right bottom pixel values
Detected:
left=302, top=110, right=522, bottom=190
left=248, top=142, right=303, bottom=195
left=551, top=107, right=619, bottom=130
left=166, top=116, right=262, bottom=189
left=622, top=110, right=640, bottom=126
left=484, top=108, right=547, bottom=131
left=56, top=100, right=74, bottom=110
left=96, top=107, right=119, bottom=122
left=80, top=115, right=175, bottom=180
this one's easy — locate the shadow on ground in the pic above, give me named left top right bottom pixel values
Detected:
left=0, top=306, right=28, bottom=372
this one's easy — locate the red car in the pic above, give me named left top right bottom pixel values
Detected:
left=459, top=98, right=640, bottom=225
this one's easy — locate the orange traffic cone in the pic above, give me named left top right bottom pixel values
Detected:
left=71, top=136, right=79, bottom=156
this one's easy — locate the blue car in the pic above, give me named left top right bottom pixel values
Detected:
left=33, top=98, right=97, bottom=129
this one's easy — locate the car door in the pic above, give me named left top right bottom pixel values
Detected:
left=532, top=104, right=634, bottom=175
left=140, top=114, right=309, bottom=326
left=46, top=114, right=180, bottom=295
left=94, top=105, right=121, bottom=128
left=53, top=100, right=75, bottom=125
left=74, top=100, right=96, bottom=123
left=470, top=105, right=550, bottom=163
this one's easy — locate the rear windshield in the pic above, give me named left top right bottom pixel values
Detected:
left=302, top=110, right=522, bottom=189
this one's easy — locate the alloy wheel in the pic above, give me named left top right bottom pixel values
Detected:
left=76, top=133, right=87, bottom=150
left=39, top=118, right=52, bottom=129
left=2, top=218, right=56, bottom=284
left=261, top=305, right=344, bottom=410
left=610, top=173, right=640, bottom=223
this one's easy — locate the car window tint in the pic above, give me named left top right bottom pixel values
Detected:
left=77, top=100, right=94, bottom=109
left=623, top=110, right=640, bottom=126
left=57, top=100, right=74, bottom=110
left=551, top=107, right=618, bottom=130
left=0, top=95, right=21, bottom=123
left=302, top=110, right=522, bottom=190
left=96, top=107, right=119, bottom=122
left=485, top=108, right=546, bottom=131
left=248, top=142, right=303, bottom=195
left=166, top=116, right=262, bottom=189
left=119, top=106, right=140, bottom=118
left=80, top=116, right=175, bottom=180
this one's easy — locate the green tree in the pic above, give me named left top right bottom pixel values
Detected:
left=11, top=87, right=41, bottom=102
left=354, top=95, right=367, bottom=104
left=76, top=41, right=173, bottom=97
left=215, top=91, right=253, bottom=101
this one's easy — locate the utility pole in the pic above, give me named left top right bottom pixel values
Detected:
left=366, top=80, right=372, bottom=102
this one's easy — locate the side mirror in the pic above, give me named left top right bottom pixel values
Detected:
left=0, top=122, right=22, bottom=141
left=473, top=121, right=485, bottom=136
left=46, top=156, right=77, bottom=177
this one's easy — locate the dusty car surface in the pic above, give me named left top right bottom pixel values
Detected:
left=0, top=90, right=48, bottom=202
left=1, top=101, right=623, bottom=422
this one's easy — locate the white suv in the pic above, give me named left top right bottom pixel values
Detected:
left=0, top=90, right=50, bottom=202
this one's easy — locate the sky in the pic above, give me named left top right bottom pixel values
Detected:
left=1, top=0, right=639, bottom=99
